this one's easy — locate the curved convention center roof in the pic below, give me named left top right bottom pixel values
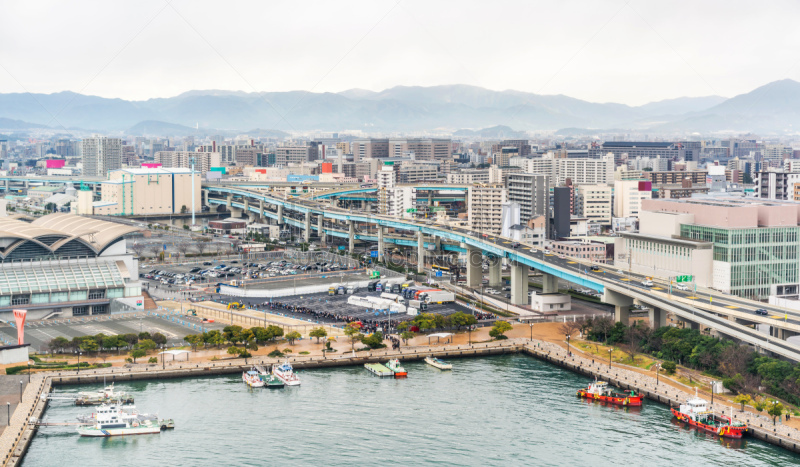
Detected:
left=0, top=213, right=140, bottom=261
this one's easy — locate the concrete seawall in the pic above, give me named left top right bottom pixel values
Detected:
left=7, top=339, right=800, bottom=464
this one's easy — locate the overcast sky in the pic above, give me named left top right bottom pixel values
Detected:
left=0, top=0, right=798, bottom=105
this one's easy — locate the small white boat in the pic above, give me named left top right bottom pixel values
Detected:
left=424, top=356, right=452, bottom=370
left=243, top=370, right=265, bottom=388
left=77, top=403, right=161, bottom=437
left=272, top=360, right=301, bottom=386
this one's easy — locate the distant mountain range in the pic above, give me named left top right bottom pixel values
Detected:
left=1, top=80, right=799, bottom=135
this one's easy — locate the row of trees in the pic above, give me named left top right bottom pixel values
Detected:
left=396, top=312, right=478, bottom=332
left=578, top=315, right=800, bottom=407
left=48, top=332, right=167, bottom=355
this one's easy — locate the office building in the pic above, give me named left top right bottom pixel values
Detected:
left=389, top=139, right=451, bottom=161
left=447, top=170, right=490, bottom=185
left=81, top=137, right=122, bottom=177
left=492, top=140, right=531, bottom=157
left=613, top=179, right=652, bottom=218
left=552, top=187, right=571, bottom=239
left=352, top=138, right=389, bottom=160
left=575, top=184, right=612, bottom=225
left=588, top=141, right=695, bottom=163
left=275, top=146, right=314, bottom=167
left=756, top=170, right=800, bottom=201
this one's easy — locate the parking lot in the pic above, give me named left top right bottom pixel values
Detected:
left=214, top=289, right=486, bottom=329
left=1, top=313, right=226, bottom=353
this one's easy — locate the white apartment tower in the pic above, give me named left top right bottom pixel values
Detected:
left=468, top=184, right=508, bottom=235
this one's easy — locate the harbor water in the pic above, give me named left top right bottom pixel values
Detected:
left=22, top=355, right=800, bottom=466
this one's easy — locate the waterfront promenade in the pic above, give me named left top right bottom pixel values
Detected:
left=7, top=329, right=800, bottom=464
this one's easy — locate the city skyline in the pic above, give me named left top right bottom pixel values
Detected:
left=1, top=0, right=799, bottom=105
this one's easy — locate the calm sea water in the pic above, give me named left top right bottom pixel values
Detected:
left=22, top=355, right=800, bottom=466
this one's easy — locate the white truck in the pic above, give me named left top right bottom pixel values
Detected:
left=419, top=290, right=455, bottom=304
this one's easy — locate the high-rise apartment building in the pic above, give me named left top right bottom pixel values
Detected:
left=588, top=141, right=693, bottom=164
left=507, top=173, right=549, bottom=223
left=275, top=146, right=313, bottom=167
left=155, top=151, right=221, bottom=173
left=468, top=185, right=507, bottom=234
left=491, top=140, right=531, bottom=157
left=557, top=154, right=614, bottom=185
left=377, top=165, right=396, bottom=215
left=388, top=139, right=451, bottom=161
left=614, top=180, right=652, bottom=218
left=81, top=137, right=122, bottom=177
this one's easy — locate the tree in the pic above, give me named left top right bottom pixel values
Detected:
left=152, top=333, right=167, bottom=346
left=123, top=333, right=139, bottom=349
left=286, top=331, right=301, bottom=345
left=559, top=320, right=582, bottom=339
left=768, top=401, right=785, bottom=425
left=175, top=242, right=191, bottom=258
left=48, top=336, right=69, bottom=354
left=489, top=320, right=513, bottom=339
left=361, top=331, right=385, bottom=349
left=146, top=243, right=162, bottom=259
left=344, top=323, right=363, bottom=351
left=743, top=172, right=753, bottom=184
left=621, top=324, right=645, bottom=362
left=661, top=361, right=677, bottom=375
left=227, top=346, right=242, bottom=357
left=733, top=393, right=752, bottom=412
left=131, top=349, right=146, bottom=363
left=102, top=336, right=119, bottom=353
left=309, top=327, right=328, bottom=344
left=754, top=397, right=767, bottom=413
left=139, top=331, right=152, bottom=341
left=181, top=205, right=188, bottom=214
left=195, top=239, right=210, bottom=256
left=246, top=340, right=258, bottom=352
left=137, top=339, right=157, bottom=352
left=400, top=331, right=415, bottom=344
left=184, top=334, right=201, bottom=351
left=591, top=316, right=614, bottom=343
left=80, top=339, right=99, bottom=353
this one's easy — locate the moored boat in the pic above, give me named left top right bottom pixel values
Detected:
left=255, top=365, right=285, bottom=388
left=424, top=356, right=452, bottom=370
left=272, top=360, right=301, bottom=386
left=384, top=358, right=407, bottom=378
left=75, top=384, right=134, bottom=406
left=671, top=392, right=747, bottom=439
left=243, top=370, right=265, bottom=388
left=576, top=380, right=642, bottom=406
left=77, top=403, right=162, bottom=437
left=364, top=362, right=394, bottom=377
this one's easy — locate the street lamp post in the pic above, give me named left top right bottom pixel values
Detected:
left=77, top=351, right=82, bottom=375
left=18, top=380, right=22, bottom=403
left=608, top=348, right=612, bottom=369
left=6, top=402, right=9, bottom=425
left=656, top=363, right=660, bottom=385
left=27, top=361, right=32, bottom=383
left=566, top=334, right=571, bottom=357
left=529, top=322, right=534, bottom=341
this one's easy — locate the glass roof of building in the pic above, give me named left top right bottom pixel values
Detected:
left=0, top=262, right=124, bottom=295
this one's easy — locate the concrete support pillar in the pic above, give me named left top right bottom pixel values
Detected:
left=488, top=257, right=502, bottom=287
left=771, top=326, right=786, bottom=340
left=541, top=273, right=558, bottom=294
left=243, top=199, right=250, bottom=218
left=602, top=289, right=635, bottom=325
left=226, top=194, right=232, bottom=210
left=615, top=305, right=631, bottom=324
left=465, top=245, right=482, bottom=288
left=259, top=200, right=265, bottom=222
left=318, top=215, right=325, bottom=245
left=510, top=261, right=529, bottom=305
left=277, top=205, right=284, bottom=225
left=435, top=236, right=442, bottom=251
left=348, top=221, right=355, bottom=254
left=203, top=189, right=209, bottom=207
left=648, top=307, right=667, bottom=329
left=417, top=231, right=425, bottom=274
left=377, top=226, right=385, bottom=262
left=230, top=208, right=242, bottom=218
left=303, top=211, right=311, bottom=243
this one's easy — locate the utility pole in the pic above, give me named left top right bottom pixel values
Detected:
left=191, top=156, right=196, bottom=227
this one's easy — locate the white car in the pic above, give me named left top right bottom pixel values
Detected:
left=641, top=280, right=654, bottom=287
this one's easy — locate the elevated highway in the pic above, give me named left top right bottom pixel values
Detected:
left=204, top=184, right=800, bottom=361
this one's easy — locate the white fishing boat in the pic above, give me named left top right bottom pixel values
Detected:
left=424, top=356, right=452, bottom=370
left=74, top=383, right=134, bottom=405
left=242, top=370, right=265, bottom=388
left=77, top=403, right=162, bottom=437
left=272, top=360, right=301, bottom=386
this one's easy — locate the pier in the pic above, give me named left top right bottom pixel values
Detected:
left=4, top=338, right=800, bottom=464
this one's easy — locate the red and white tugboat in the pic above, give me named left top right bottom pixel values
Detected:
left=577, top=380, right=643, bottom=406
left=671, top=391, right=747, bottom=439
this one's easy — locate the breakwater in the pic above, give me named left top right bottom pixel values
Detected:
left=8, top=338, right=800, bottom=464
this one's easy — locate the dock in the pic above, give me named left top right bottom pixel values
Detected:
left=364, top=363, right=394, bottom=377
